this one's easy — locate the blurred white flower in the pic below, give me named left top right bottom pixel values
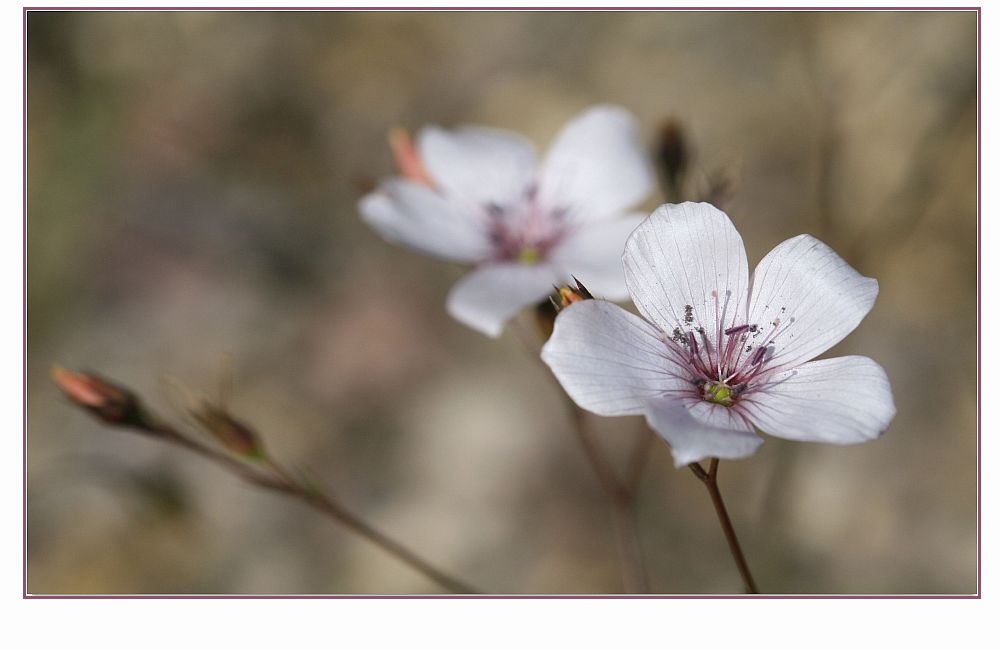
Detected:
left=542, top=202, right=896, bottom=466
left=359, top=105, right=654, bottom=337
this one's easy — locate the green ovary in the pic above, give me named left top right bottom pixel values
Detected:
left=518, top=247, right=540, bottom=264
left=705, top=382, right=734, bottom=407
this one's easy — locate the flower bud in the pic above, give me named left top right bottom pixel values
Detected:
left=388, top=127, right=434, bottom=186
left=52, top=366, right=147, bottom=427
left=655, top=118, right=689, bottom=200
left=535, top=278, right=594, bottom=340
left=552, top=278, right=594, bottom=312
left=191, top=403, right=265, bottom=460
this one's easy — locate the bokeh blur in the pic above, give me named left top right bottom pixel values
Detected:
left=26, top=10, right=977, bottom=594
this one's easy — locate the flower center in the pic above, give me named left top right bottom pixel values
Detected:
left=664, top=296, right=795, bottom=408
left=484, top=191, right=570, bottom=264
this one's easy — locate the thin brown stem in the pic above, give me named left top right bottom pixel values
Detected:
left=264, top=459, right=476, bottom=594
left=151, top=426, right=279, bottom=487
left=624, top=426, right=656, bottom=496
left=688, top=459, right=759, bottom=594
left=134, top=421, right=478, bottom=593
left=566, top=401, right=629, bottom=504
left=509, top=313, right=650, bottom=593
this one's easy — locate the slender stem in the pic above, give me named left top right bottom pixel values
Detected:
left=264, top=459, right=477, bottom=594
left=149, top=423, right=288, bottom=491
left=607, top=495, right=649, bottom=594
left=565, top=401, right=629, bottom=505
left=688, top=459, right=759, bottom=594
left=562, top=397, right=649, bottom=593
left=141, top=422, right=478, bottom=593
left=624, top=426, right=656, bottom=496
left=511, top=313, right=650, bottom=593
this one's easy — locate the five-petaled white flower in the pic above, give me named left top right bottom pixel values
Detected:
left=542, top=202, right=896, bottom=466
left=359, top=105, right=654, bottom=337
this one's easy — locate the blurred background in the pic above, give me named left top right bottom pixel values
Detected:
left=26, top=10, right=977, bottom=594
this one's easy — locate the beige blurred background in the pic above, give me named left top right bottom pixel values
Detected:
left=27, top=10, right=977, bottom=594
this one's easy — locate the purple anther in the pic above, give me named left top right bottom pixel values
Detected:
left=485, top=202, right=505, bottom=219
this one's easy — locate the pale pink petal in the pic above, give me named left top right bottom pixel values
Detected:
left=541, top=300, right=689, bottom=416
left=538, top=105, right=654, bottom=222
left=747, top=234, right=878, bottom=369
left=739, top=356, right=895, bottom=444
left=624, top=202, right=749, bottom=338
left=418, top=125, right=537, bottom=207
left=549, top=213, right=644, bottom=300
left=446, top=263, right=559, bottom=337
left=359, top=179, right=490, bottom=263
left=644, top=397, right=764, bottom=467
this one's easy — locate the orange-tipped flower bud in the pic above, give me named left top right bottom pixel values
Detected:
left=535, top=278, right=595, bottom=340
left=52, top=366, right=147, bottom=427
left=388, top=127, right=435, bottom=186
left=192, top=404, right=265, bottom=460
left=552, top=278, right=594, bottom=312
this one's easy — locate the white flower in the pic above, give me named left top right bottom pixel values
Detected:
left=359, top=105, right=655, bottom=337
left=541, top=202, right=896, bottom=466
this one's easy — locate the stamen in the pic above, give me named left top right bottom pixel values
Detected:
left=485, top=202, right=505, bottom=219
left=696, top=326, right=714, bottom=368
left=711, top=322, right=749, bottom=378
left=711, top=290, right=722, bottom=374
left=687, top=331, right=699, bottom=357
left=723, top=338, right=769, bottom=385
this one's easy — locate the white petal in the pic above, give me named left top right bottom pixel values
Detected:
left=541, top=300, right=688, bottom=416
left=624, top=202, right=750, bottom=338
left=549, top=213, right=644, bottom=300
left=686, top=398, right=757, bottom=432
left=747, top=235, right=878, bottom=369
left=740, top=356, right=896, bottom=444
left=359, top=179, right=490, bottom=263
left=539, top=105, right=654, bottom=222
left=644, top=397, right=764, bottom=467
left=417, top=125, right=537, bottom=208
left=446, top=263, right=559, bottom=337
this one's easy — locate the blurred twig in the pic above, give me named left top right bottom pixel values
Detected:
left=512, top=313, right=650, bottom=593
left=847, top=83, right=976, bottom=266
left=53, top=369, right=479, bottom=594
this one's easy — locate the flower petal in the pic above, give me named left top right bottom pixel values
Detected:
left=541, top=300, right=688, bottom=416
left=359, top=179, right=490, bottom=263
left=623, top=202, right=750, bottom=338
left=740, top=356, right=896, bottom=444
left=747, top=234, right=878, bottom=369
left=539, top=105, right=654, bottom=222
left=644, top=397, right=764, bottom=467
left=446, top=263, right=559, bottom=337
left=417, top=125, right=538, bottom=208
left=549, top=213, right=644, bottom=300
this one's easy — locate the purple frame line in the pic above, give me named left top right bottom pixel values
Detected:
left=21, top=5, right=983, bottom=600
left=19, top=6, right=987, bottom=12
left=976, top=0, right=982, bottom=601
